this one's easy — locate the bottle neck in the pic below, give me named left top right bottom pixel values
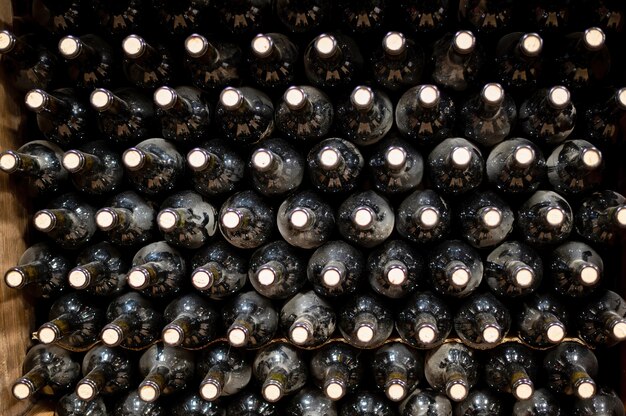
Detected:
left=321, top=261, right=346, bottom=287
left=69, top=260, right=109, bottom=290
left=475, top=312, right=502, bottom=344
left=34, top=208, right=80, bottom=234
left=444, top=363, right=469, bottom=402
left=96, top=207, right=134, bottom=232
left=601, top=310, right=626, bottom=341
left=568, top=364, right=596, bottom=399
left=192, top=262, right=222, bottom=290
left=0, top=151, right=43, bottom=175
left=504, top=260, right=535, bottom=289
left=101, top=313, right=138, bottom=346
left=228, top=316, right=256, bottom=347
left=354, top=312, right=378, bottom=343
left=187, top=148, right=221, bottom=172
left=262, top=366, right=289, bottom=402
left=4, top=261, right=49, bottom=289
left=63, top=150, right=104, bottom=175
left=13, top=365, right=49, bottom=399
left=256, top=261, right=285, bottom=287
left=445, top=260, right=471, bottom=289
left=139, top=365, right=170, bottom=402
left=123, top=147, right=156, bottom=172
left=163, top=314, right=197, bottom=347
left=384, top=260, right=408, bottom=286
left=507, top=363, right=534, bottom=400
left=200, top=363, right=228, bottom=400
left=27, top=90, right=70, bottom=116
left=384, top=363, right=409, bottom=402
left=323, top=362, right=350, bottom=400
left=157, top=208, right=194, bottom=233
left=413, top=312, right=439, bottom=345
left=127, top=261, right=168, bottom=290
left=251, top=148, right=283, bottom=174
left=77, top=364, right=112, bottom=401
left=38, top=314, right=75, bottom=344
left=289, top=315, right=315, bottom=345
left=93, top=91, right=131, bottom=116
left=221, top=207, right=254, bottom=231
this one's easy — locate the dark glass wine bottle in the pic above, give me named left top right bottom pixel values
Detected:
left=572, top=387, right=625, bottom=416
left=547, top=139, right=604, bottom=195
left=485, top=241, right=543, bottom=298
left=367, top=239, right=424, bottom=299
left=215, top=86, right=274, bottom=145
left=549, top=240, right=603, bottom=297
left=307, top=137, right=364, bottom=194
left=307, top=240, right=364, bottom=297
left=36, top=292, right=104, bottom=349
left=372, top=342, right=423, bottom=402
left=543, top=342, right=598, bottom=399
left=24, top=88, right=91, bottom=147
left=248, top=33, right=299, bottom=89
left=554, top=27, right=610, bottom=89
left=32, top=0, right=86, bottom=35
left=95, top=191, right=157, bottom=247
left=169, top=392, right=224, bottom=416
left=485, top=343, right=537, bottom=400
left=190, top=241, right=248, bottom=299
left=338, top=293, right=393, bottom=348
left=396, top=291, right=452, bottom=349
left=126, top=241, right=187, bottom=299
left=277, top=190, right=335, bottom=249
left=226, top=391, right=277, bottom=416
left=275, top=85, right=333, bottom=142
left=310, top=343, right=363, bottom=401
left=137, top=344, right=195, bottom=402
left=162, top=293, right=218, bottom=348
left=62, top=140, right=124, bottom=195
left=427, top=137, right=484, bottom=196
left=368, top=135, right=424, bottom=195
left=276, top=0, right=331, bottom=33
left=340, top=392, right=395, bottom=416
left=517, top=293, right=569, bottom=348
left=249, top=138, right=305, bottom=197
left=585, top=87, right=626, bottom=144
left=33, top=192, right=96, bottom=249
left=100, top=292, right=163, bottom=349
left=68, top=242, right=126, bottom=296
left=76, top=345, right=133, bottom=401
left=215, top=0, right=272, bottom=35
left=399, top=388, right=453, bottom=416
left=156, top=190, right=218, bottom=249
left=187, top=140, right=245, bottom=197
left=517, top=190, right=574, bottom=246
left=495, top=32, right=543, bottom=90
left=152, top=0, right=211, bottom=37
left=55, top=392, right=108, bottom=416
left=431, top=30, right=484, bottom=91
left=424, top=342, right=478, bottom=402
left=519, top=86, right=576, bottom=145
left=396, top=189, right=451, bottom=245
left=0, top=139, right=67, bottom=198
left=512, top=388, right=562, bottom=416
left=58, top=34, right=114, bottom=89
left=253, top=342, right=308, bottom=402
left=218, top=190, right=275, bottom=249
left=370, top=31, right=424, bottom=92
left=455, top=389, right=505, bottom=416
left=248, top=241, right=306, bottom=299
left=198, top=342, right=252, bottom=401
left=12, top=344, right=80, bottom=400
left=454, top=292, right=511, bottom=349
left=577, top=290, right=626, bottom=347
left=183, top=33, right=242, bottom=91
left=456, top=190, right=514, bottom=248
left=335, top=85, right=393, bottom=146
left=458, top=0, right=514, bottom=34
left=153, top=85, right=211, bottom=143
left=337, top=190, right=395, bottom=248
left=0, top=30, right=58, bottom=92
left=91, top=0, right=144, bottom=38
left=427, top=240, right=483, bottom=298
left=486, top=137, right=546, bottom=194
left=121, top=35, right=174, bottom=89
left=576, top=190, right=626, bottom=245
left=526, top=0, right=571, bottom=32
left=122, top=138, right=184, bottom=196
left=285, top=388, right=338, bottom=416
left=280, top=290, right=336, bottom=347
left=337, top=0, right=388, bottom=34
left=303, top=32, right=364, bottom=89
left=223, top=291, right=278, bottom=348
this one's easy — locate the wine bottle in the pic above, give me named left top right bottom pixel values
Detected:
left=458, top=0, right=514, bottom=34
left=95, top=191, right=157, bottom=247
left=368, top=136, right=424, bottom=195
left=100, top=292, right=163, bottom=349
left=62, top=140, right=124, bottom=195
left=485, top=343, right=537, bottom=400
left=400, top=389, right=452, bottom=416
left=153, top=85, right=211, bottom=143
left=138, top=344, right=195, bottom=402
left=512, top=388, right=562, bottom=416
left=249, top=138, right=305, bottom=196
left=114, top=391, right=166, bottom=416
left=0, top=30, right=58, bottom=92
left=431, top=30, right=484, bottom=91
left=3, top=243, right=70, bottom=299
left=215, top=86, right=274, bottom=145
left=122, top=138, right=184, bottom=196
left=162, top=293, right=218, bottom=348
left=517, top=190, right=574, bottom=246
left=280, top=290, right=336, bottom=347
left=156, top=190, right=218, bottom=249
left=219, top=190, right=275, bottom=249
left=485, top=241, right=543, bottom=298
left=517, top=293, right=569, bottom=348
left=456, top=190, right=514, bottom=248
left=198, top=342, right=252, bottom=401
left=253, top=342, right=308, bottom=402
left=169, top=392, right=224, bottom=416
left=152, top=0, right=211, bottom=37
left=335, top=85, right=393, bottom=146
left=396, top=291, right=453, bottom=349
left=577, top=290, right=626, bottom=347
left=76, top=345, right=133, bottom=401
left=24, top=88, right=91, bottom=146
left=0, top=139, right=67, bottom=197
left=519, top=86, right=576, bottom=145
left=58, top=34, right=115, bottom=89
left=372, top=342, right=423, bottom=402
left=584, top=87, right=626, bottom=144
left=370, top=31, right=424, bottom=92
left=187, top=140, right=245, bottom=196
left=396, top=189, right=451, bottom=245
left=121, top=35, right=174, bottom=89
left=395, top=84, right=456, bottom=147
left=459, top=82, right=517, bottom=147
left=90, top=87, right=156, bottom=145
left=285, top=388, right=338, bottom=416
left=547, top=140, right=604, bottom=195
left=337, top=190, right=395, bottom=248
left=223, top=291, right=278, bottom=348
left=216, top=0, right=272, bottom=35
left=183, top=33, right=242, bottom=91
left=340, top=392, right=395, bottom=416
left=367, top=239, right=424, bottom=299
left=227, top=391, right=277, bottom=416
left=12, top=344, right=80, bottom=400
left=424, top=342, right=478, bottom=402
left=338, top=293, right=393, bottom=348
left=275, top=0, right=330, bottom=32
left=543, top=342, right=598, bottom=399
left=277, top=190, right=335, bottom=249
left=307, top=137, right=364, bottom=194
left=68, top=242, right=127, bottom=296
left=248, top=240, right=306, bottom=299
left=36, top=292, right=104, bottom=349
left=338, top=0, right=388, bottom=33
left=455, top=389, right=505, bottom=416
left=31, top=0, right=86, bottom=35
left=303, top=32, right=364, bottom=88
left=427, top=137, right=484, bottom=196
left=92, top=0, right=144, bottom=38
left=310, top=343, right=363, bottom=401
left=190, top=241, right=248, bottom=299
left=275, top=85, right=333, bottom=142
left=307, top=240, right=364, bottom=297
left=576, top=190, right=626, bottom=245
left=455, top=292, right=511, bottom=349
left=33, top=192, right=96, bottom=249
left=526, top=1, right=570, bottom=32
left=248, top=33, right=299, bottom=89
left=55, top=392, right=108, bottom=416
left=572, top=387, right=625, bottom=416
left=427, top=240, right=483, bottom=298
left=495, top=32, right=544, bottom=90
left=486, top=138, right=546, bottom=194
left=127, top=241, right=187, bottom=299
left=554, top=27, right=610, bottom=89
left=549, top=240, right=603, bottom=297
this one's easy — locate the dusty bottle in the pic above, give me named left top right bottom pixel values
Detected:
left=169, top=392, right=225, bottom=416
left=280, top=290, right=336, bottom=347
left=191, top=241, right=248, bottom=299
left=198, top=342, right=252, bottom=401
left=396, top=189, right=451, bottom=245
left=576, top=190, right=626, bottom=245
left=517, top=293, right=569, bottom=348
left=335, top=85, right=393, bottom=146
left=303, top=32, right=364, bottom=89
left=122, top=138, right=184, bottom=196
left=338, top=293, right=394, bottom=348
left=554, top=27, right=610, bottom=89
left=248, top=241, right=306, bottom=299
left=372, top=342, right=423, bottom=402
left=68, top=242, right=126, bottom=296
left=455, top=389, right=505, bottom=416
left=187, top=140, right=245, bottom=197
left=307, top=240, right=364, bottom=297
left=517, top=190, right=574, bottom=246
left=368, top=136, right=424, bottom=195
left=162, top=294, right=218, bottom=348
left=577, top=290, right=626, bottom=347
left=337, top=0, right=388, bottom=33
left=249, top=138, right=305, bottom=197
left=485, top=343, right=537, bottom=400
left=219, top=190, right=275, bottom=249
left=0, top=30, right=58, bottom=92
left=367, top=239, right=424, bottom=299
left=152, top=0, right=211, bottom=37
left=543, top=342, right=599, bottom=399
left=253, top=342, right=308, bottom=402
left=431, top=30, right=483, bottom=91
left=427, top=137, right=484, bottom=196
left=340, top=392, right=395, bottom=416
left=486, top=138, right=546, bottom=194
left=216, top=0, right=272, bottom=35
left=427, top=240, right=483, bottom=298
left=337, top=190, right=395, bottom=248
left=584, top=87, right=626, bottom=144
left=153, top=85, right=211, bottom=143
left=512, top=388, right=562, bottom=416
left=95, top=191, right=157, bottom=247
left=183, top=33, right=242, bottom=91
left=248, top=33, right=299, bottom=89
left=223, top=291, right=278, bottom=349
left=549, top=240, right=603, bottom=297
left=100, top=292, right=163, bottom=349
left=126, top=241, right=187, bottom=299
left=55, top=392, right=108, bottom=416
left=456, top=190, right=514, bottom=248
left=396, top=291, right=453, bottom=349
left=572, top=387, right=625, bottom=416
left=307, top=137, right=364, bottom=194
left=424, top=342, right=478, bottom=402
left=370, top=31, right=424, bottom=92
left=495, top=32, right=544, bottom=90
left=137, top=344, right=195, bottom=402
left=121, top=35, right=174, bottom=89
left=58, top=34, right=115, bottom=89
left=33, top=192, right=96, bottom=249
left=275, top=0, right=331, bottom=32
left=519, top=86, right=576, bottom=145
left=547, top=139, right=604, bottom=195
left=285, top=388, right=338, bottom=416
left=215, top=86, right=274, bottom=145
left=454, top=292, right=511, bottom=349
left=75, top=345, right=133, bottom=401
left=62, top=140, right=124, bottom=195
left=458, top=0, right=514, bottom=34
left=485, top=241, right=543, bottom=298
left=310, top=343, right=363, bottom=401
left=275, top=85, right=333, bottom=142
left=277, top=190, right=335, bottom=249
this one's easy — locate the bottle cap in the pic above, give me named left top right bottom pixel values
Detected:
left=127, top=268, right=150, bottom=288
left=314, top=34, right=338, bottom=58
left=579, top=264, right=600, bottom=285
left=62, top=150, right=85, bottom=172
left=139, top=383, right=160, bottom=402
left=325, top=380, right=346, bottom=400
left=290, top=324, right=311, bottom=345
left=351, top=86, right=374, bottom=110
left=263, top=383, right=283, bottom=402
left=162, top=326, right=184, bottom=346
left=615, top=206, right=626, bottom=227
left=453, top=30, right=475, bottom=54
left=576, top=380, right=596, bottom=399
left=548, top=86, right=570, bottom=109
left=252, top=149, right=274, bottom=171
left=12, top=381, right=33, bottom=400
left=383, top=31, right=406, bottom=55
left=200, top=380, right=221, bottom=400
left=24, top=89, right=47, bottom=112
left=221, top=210, right=243, bottom=229
left=451, top=267, right=470, bottom=287
left=386, top=264, right=407, bottom=285
left=0, top=30, right=16, bottom=53
left=480, top=207, right=502, bottom=228
left=220, top=87, right=243, bottom=110
left=418, top=207, right=440, bottom=229
left=583, top=27, right=605, bottom=50
left=514, top=145, right=535, bottom=166
left=482, top=325, right=501, bottom=343
left=481, top=83, right=504, bottom=105
left=545, top=207, right=565, bottom=226
left=157, top=209, right=179, bottom=231
left=417, top=324, right=437, bottom=344
left=33, top=210, right=56, bottom=232
left=257, top=266, right=277, bottom=286
left=352, top=207, right=375, bottom=229
left=251, top=34, right=274, bottom=58
left=611, top=320, right=626, bottom=340
left=514, top=267, right=535, bottom=288
left=192, top=269, right=214, bottom=289
left=581, top=147, right=602, bottom=168
left=187, top=148, right=211, bottom=170
left=122, top=148, right=146, bottom=170
left=228, top=325, right=249, bottom=346
left=284, top=86, right=307, bottom=110
left=451, top=147, right=472, bottom=167
left=96, top=208, right=118, bottom=230
left=385, top=147, right=407, bottom=169
left=520, top=33, right=543, bottom=56
left=447, top=381, right=468, bottom=401
left=184, top=34, right=208, bottom=57
left=90, top=88, right=114, bottom=111
left=546, top=322, right=565, bottom=343
left=154, top=86, right=177, bottom=109
left=322, top=266, right=343, bottom=287
left=58, top=35, right=82, bottom=58
left=37, top=325, right=60, bottom=344
left=122, top=34, right=146, bottom=58
left=68, top=268, right=90, bottom=289
left=617, top=88, right=626, bottom=110
left=513, top=379, right=534, bottom=400
left=319, top=147, right=341, bottom=169
left=289, top=208, right=312, bottom=229
left=356, top=324, right=375, bottom=342
left=101, top=326, right=123, bottom=346
left=4, top=269, right=25, bottom=288
left=76, top=380, right=97, bottom=400
left=0, top=152, right=19, bottom=173
left=418, top=85, right=440, bottom=108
